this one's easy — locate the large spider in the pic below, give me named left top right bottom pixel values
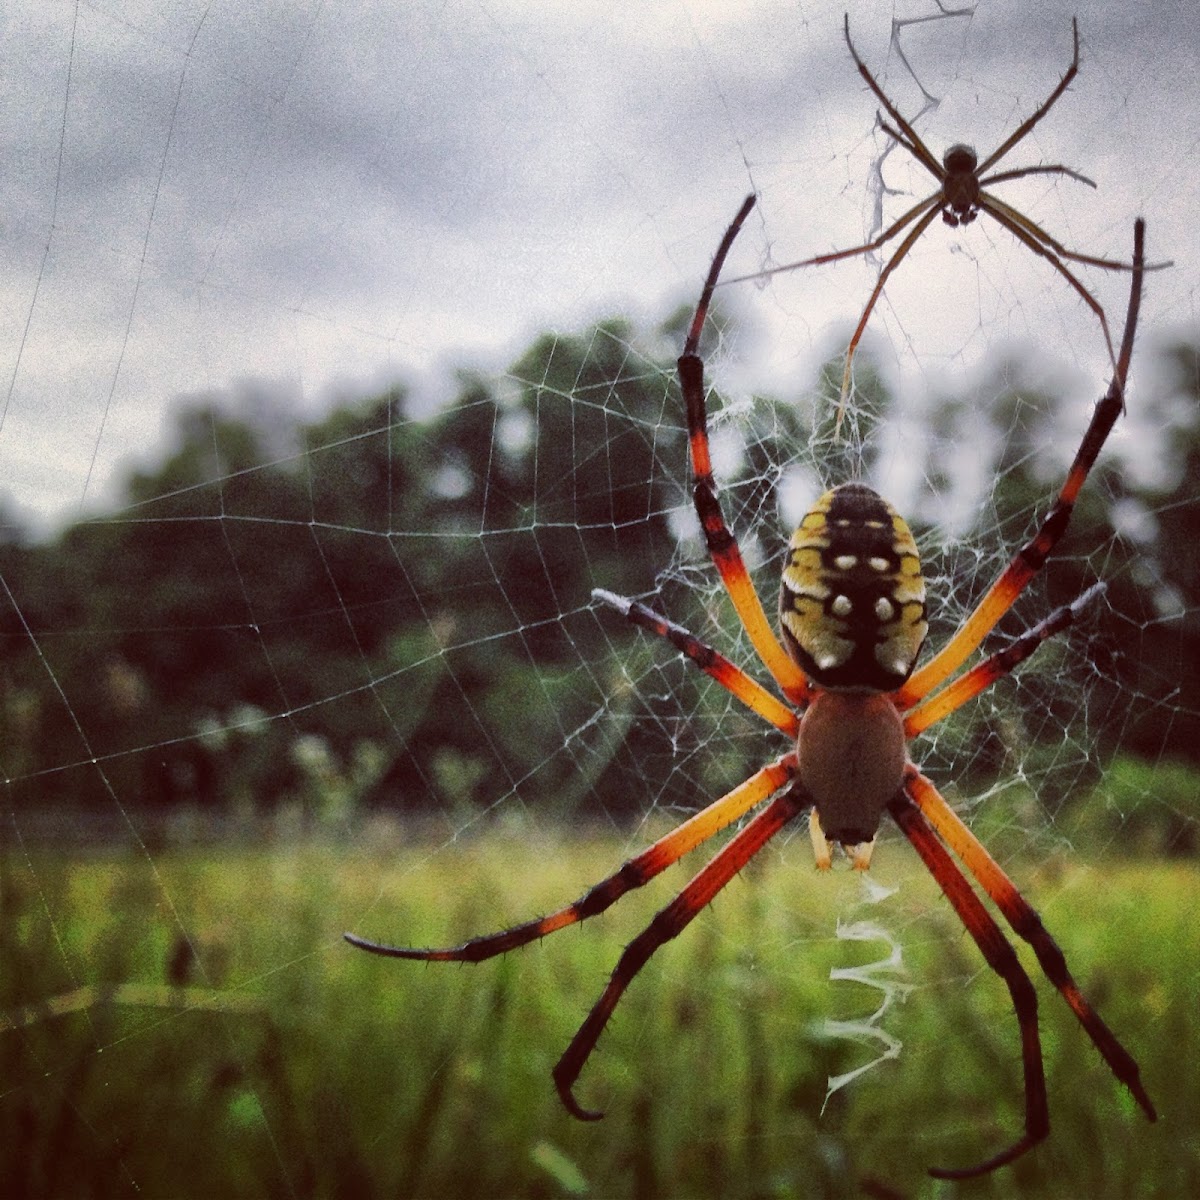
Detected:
left=725, top=16, right=1158, bottom=427
left=346, top=196, right=1157, bottom=1178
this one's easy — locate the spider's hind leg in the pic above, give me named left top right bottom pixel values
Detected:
left=888, top=789, right=1049, bottom=1179
left=553, top=785, right=806, bottom=1120
left=904, top=769, right=1157, bottom=1125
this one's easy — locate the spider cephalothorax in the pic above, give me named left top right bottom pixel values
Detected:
left=347, top=196, right=1156, bottom=1179
left=941, top=143, right=981, bottom=224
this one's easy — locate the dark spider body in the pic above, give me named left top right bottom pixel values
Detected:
left=941, top=143, right=981, bottom=225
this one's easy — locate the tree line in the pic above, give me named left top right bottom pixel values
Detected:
left=1, top=313, right=1196, bottom=835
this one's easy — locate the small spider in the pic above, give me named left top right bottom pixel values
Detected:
left=347, top=195, right=1157, bottom=1178
left=725, top=16, right=1165, bottom=427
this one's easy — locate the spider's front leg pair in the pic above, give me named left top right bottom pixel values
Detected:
left=345, top=196, right=1156, bottom=1180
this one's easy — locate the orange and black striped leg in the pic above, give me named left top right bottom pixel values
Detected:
left=345, top=753, right=798, bottom=962
left=679, top=196, right=809, bottom=706
left=888, top=789, right=1049, bottom=1180
left=592, top=588, right=799, bottom=737
left=553, top=784, right=807, bottom=1120
left=897, top=218, right=1146, bottom=708
left=904, top=768, right=1158, bottom=1124
left=902, top=582, right=1105, bottom=737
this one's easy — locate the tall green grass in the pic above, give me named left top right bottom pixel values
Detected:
left=1, top=831, right=1196, bottom=1198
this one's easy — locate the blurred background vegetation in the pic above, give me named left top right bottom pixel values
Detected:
left=1, top=312, right=1197, bottom=847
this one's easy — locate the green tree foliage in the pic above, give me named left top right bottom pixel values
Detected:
left=0, top=324, right=1196, bottom=829
left=0, top=322, right=684, bottom=822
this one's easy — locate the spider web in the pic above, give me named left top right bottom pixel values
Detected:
left=1, top=1, right=1197, bottom=1195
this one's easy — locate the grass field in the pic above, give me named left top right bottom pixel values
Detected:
left=1, top=827, right=1196, bottom=1199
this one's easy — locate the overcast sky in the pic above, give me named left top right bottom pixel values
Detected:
left=3, top=0, right=1196, bottom=533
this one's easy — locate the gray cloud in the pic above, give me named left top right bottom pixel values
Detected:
left=1, top=0, right=1195, bottom=530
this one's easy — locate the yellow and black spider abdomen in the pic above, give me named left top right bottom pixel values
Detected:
left=779, top=482, right=928, bottom=692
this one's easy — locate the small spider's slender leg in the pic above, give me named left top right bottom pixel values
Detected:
left=975, top=18, right=1079, bottom=176
left=553, top=784, right=806, bottom=1120
left=904, top=768, right=1158, bottom=1124
left=680, top=196, right=810, bottom=705
left=902, top=582, right=1105, bottom=737
left=888, top=789, right=1049, bottom=1180
left=843, top=14, right=944, bottom=179
left=874, top=119, right=939, bottom=175
left=983, top=190, right=1170, bottom=273
left=977, top=194, right=1117, bottom=367
left=345, top=753, right=798, bottom=961
left=719, top=192, right=941, bottom=289
left=980, top=163, right=1096, bottom=191
left=836, top=201, right=944, bottom=416
left=592, top=589, right=800, bottom=737
left=896, top=218, right=1145, bottom=708
left=873, top=119, right=951, bottom=183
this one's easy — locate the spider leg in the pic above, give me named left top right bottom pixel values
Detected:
left=978, top=194, right=1117, bottom=368
left=345, top=752, right=798, bottom=961
left=843, top=14, right=944, bottom=179
left=902, top=582, right=1105, bottom=737
left=836, top=201, right=944, bottom=420
left=719, top=192, right=940, bottom=288
left=554, top=784, right=806, bottom=1120
left=888, top=789, right=1048, bottom=1179
left=984, top=190, right=1168, bottom=274
left=680, top=196, right=810, bottom=705
left=896, top=218, right=1145, bottom=708
left=976, top=18, right=1079, bottom=176
left=904, top=768, right=1158, bottom=1124
left=592, top=588, right=799, bottom=737
left=875, top=119, right=941, bottom=173
left=714, top=190, right=942, bottom=433
left=980, top=163, right=1096, bottom=191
